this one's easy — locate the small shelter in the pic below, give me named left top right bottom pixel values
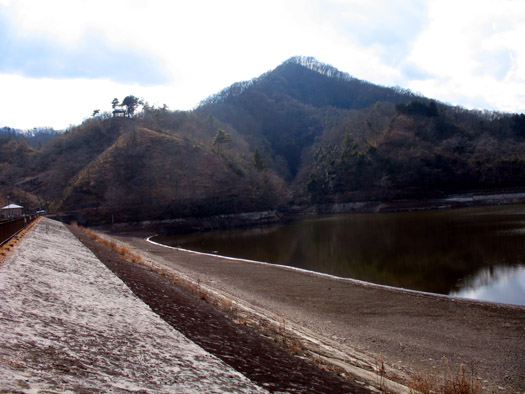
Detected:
left=2, top=204, right=23, bottom=219
left=112, top=108, right=126, bottom=117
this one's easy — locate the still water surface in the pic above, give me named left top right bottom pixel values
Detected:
left=154, top=205, right=525, bottom=306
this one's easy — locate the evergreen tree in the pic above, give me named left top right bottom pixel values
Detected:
left=212, top=129, right=232, bottom=154
left=252, top=148, right=266, bottom=171
left=122, top=95, right=140, bottom=117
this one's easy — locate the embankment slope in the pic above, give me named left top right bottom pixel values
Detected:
left=110, top=231, right=525, bottom=393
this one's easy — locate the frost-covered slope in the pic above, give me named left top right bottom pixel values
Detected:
left=0, top=218, right=267, bottom=393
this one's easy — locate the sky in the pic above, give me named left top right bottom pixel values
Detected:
left=1, top=0, right=524, bottom=130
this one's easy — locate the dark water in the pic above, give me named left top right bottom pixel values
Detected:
left=153, top=205, right=525, bottom=306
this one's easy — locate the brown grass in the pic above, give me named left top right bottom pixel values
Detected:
left=75, top=225, right=145, bottom=267
left=376, top=354, right=387, bottom=392
left=220, top=297, right=233, bottom=310
left=409, top=360, right=483, bottom=394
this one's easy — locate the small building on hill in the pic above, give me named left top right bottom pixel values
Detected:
left=112, top=108, right=126, bottom=117
left=2, top=204, right=23, bottom=219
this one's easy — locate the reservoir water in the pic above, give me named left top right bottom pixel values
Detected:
left=153, top=205, right=525, bottom=306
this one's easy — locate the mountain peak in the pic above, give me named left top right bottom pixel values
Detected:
left=199, top=56, right=356, bottom=106
left=200, top=55, right=420, bottom=113
left=282, top=56, right=354, bottom=81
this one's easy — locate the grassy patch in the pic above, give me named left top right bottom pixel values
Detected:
left=75, top=224, right=144, bottom=266
left=409, top=359, right=482, bottom=394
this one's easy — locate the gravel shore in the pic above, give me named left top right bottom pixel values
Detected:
left=106, top=229, right=525, bottom=393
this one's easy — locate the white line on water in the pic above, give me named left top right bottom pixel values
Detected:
left=145, top=235, right=521, bottom=307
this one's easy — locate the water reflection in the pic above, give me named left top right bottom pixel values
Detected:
left=451, top=265, right=525, bottom=306
left=154, top=205, right=525, bottom=306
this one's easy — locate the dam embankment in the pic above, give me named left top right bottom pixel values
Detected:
left=103, top=228, right=525, bottom=393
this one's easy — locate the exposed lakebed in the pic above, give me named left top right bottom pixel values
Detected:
left=154, top=205, right=525, bottom=306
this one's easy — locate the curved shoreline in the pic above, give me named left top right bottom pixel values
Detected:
left=146, top=235, right=525, bottom=310
left=107, top=231, right=525, bottom=393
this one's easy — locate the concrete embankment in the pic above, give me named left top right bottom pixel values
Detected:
left=0, top=218, right=267, bottom=393
left=108, top=230, right=525, bottom=393
left=80, top=210, right=283, bottom=234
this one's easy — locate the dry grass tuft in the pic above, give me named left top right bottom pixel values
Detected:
left=220, top=297, right=233, bottom=310
left=410, top=369, right=437, bottom=394
left=116, top=245, right=129, bottom=257
left=441, top=364, right=482, bottom=394
left=130, top=254, right=144, bottom=264
left=290, top=337, right=302, bottom=356
left=0, top=244, right=11, bottom=259
left=76, top=225, right=146, bottom=268
left=409, top=360, right=482, bottom=394
left=375, top=353, right=387, bottom=392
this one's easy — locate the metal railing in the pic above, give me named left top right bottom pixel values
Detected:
left=0, top=215, right=38, bottom=246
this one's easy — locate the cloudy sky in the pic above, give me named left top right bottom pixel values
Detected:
left=1, top=0, right=524, bottom=130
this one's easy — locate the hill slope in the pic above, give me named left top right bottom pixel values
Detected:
left=198, top=57, right=525, bottom=202
left=1, top=116, right=288, bottom=223
left=298, top=101, right=525, bottom=203
left=1, top=57, right=524, bottom=222
left=198, top=57, right=421, bottom=178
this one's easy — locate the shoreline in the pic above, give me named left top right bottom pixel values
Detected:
left=103, top=229, right=525, bottom=393
left=146, top=235, right=525, bottom=309
left=308, top=191, right=525, bottom=215
left=76, top=190, right=525, bottom=234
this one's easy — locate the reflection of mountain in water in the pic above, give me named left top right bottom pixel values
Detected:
left=156, top=205, right=525, bottom=305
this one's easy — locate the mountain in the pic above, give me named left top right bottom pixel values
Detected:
left=197, top=56, right=421, bottom=178
left=1, top=57, right=524, bottom=223
left=198, top=57, right=525, bottom=203
left=201, top=56, right=419, bottom=110
left=1, top=112, right=288, bottom=223
left=1, top=127, right=62, bottom=149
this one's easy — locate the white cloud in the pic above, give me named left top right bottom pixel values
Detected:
left=0, top=74, right=178, bottom=129
left=1, top=0, right=524, bottom=129
left=405, top=0, right=525, bottom=112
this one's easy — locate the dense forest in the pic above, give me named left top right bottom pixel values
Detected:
left=1, top=57, right=524, bottom=223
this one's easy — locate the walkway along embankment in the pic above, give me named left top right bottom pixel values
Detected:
left=104, top=229, right=525, bottom=393
left=0, top=218, right=269, bottom=393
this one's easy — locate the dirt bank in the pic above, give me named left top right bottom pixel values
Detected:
left=101, top=230, right=525, bottom=393
left=70, top=225, right=370, bottom=394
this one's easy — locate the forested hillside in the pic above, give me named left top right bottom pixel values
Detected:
left=299, top=101, right=525, bottom=203
left=199, top=57, right=525, bottom=203
left=0, top=113, right=288, bottom=222
left=198, top=56, right=421, bottom=179
left=1, top=57, right=524, bottom=223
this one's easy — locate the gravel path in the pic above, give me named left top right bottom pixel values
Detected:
left=107, top=229, right=525, bottom=393
left=0, top=218, right=268, bottom=393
